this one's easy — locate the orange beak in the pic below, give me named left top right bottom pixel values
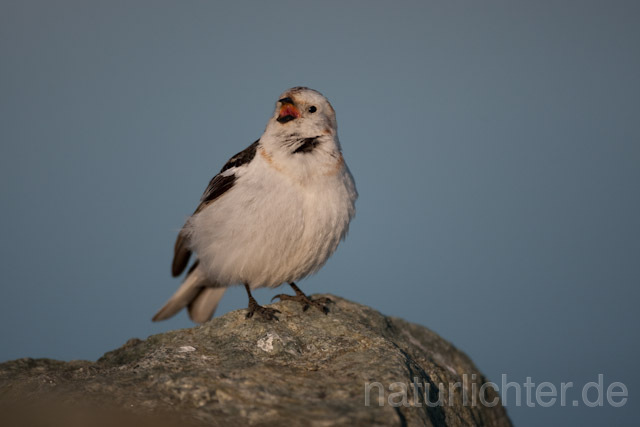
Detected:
left=277, top=103, right=301, bottom=123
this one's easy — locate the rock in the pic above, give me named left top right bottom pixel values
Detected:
left=0, top=295, right=511, bottom=427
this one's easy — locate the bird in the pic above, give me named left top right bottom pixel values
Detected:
left=152, top=87, right=358, bottom=323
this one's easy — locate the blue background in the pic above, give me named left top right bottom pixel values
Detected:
left=1, top=1, right=638, bottom=425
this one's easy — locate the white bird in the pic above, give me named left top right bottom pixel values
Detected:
left=153, top=87, right=358, bottom=323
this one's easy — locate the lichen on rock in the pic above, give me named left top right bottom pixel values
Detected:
left=0, top=295, right=512, bottom=427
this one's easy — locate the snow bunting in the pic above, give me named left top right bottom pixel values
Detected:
left=153, top=87, right=358, bottom=323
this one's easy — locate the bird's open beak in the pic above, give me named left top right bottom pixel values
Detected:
left=277, top=101, right=300, bottom=124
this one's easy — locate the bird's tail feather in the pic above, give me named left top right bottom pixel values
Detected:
left=152, top=263, right=225, bottom=323
left=187, top=287, right=227, bottom=323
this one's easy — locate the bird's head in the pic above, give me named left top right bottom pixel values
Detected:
left=266, top=87, right=337, bottom=138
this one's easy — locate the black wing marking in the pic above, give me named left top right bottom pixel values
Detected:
left=171, top=140, right=260, bottom=277
left=196, top=174, right=236, bottom=212
left=220, top=139, right=260, bottom=173
left=172, top=234, right=192, bottom=277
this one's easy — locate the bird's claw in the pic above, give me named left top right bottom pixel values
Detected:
left=271, top=293, right=332, bottom=314
left=246, top=304, right=281, bottom=321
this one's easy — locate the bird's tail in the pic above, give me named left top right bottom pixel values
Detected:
left=152, top=262, right=226, bottom=323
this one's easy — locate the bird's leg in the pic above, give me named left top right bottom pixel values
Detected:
left=245, top=283, right=280, bottom=321
left=271, top=282, right=332, bottom=314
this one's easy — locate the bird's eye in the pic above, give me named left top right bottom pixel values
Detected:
left=308, top=106, right=317, bottom=113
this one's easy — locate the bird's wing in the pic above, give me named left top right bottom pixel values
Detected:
left=171, top=140, right=260, bottom=277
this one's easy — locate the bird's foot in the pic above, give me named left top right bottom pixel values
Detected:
left=246, top=298, right=280, bottom=321
left=271, top=293, right=332, bottom=314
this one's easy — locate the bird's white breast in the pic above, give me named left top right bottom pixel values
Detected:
left=186, top=147, right=357, bottom=289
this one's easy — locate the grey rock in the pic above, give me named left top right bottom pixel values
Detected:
left=0, top=295, right=512, bottom=427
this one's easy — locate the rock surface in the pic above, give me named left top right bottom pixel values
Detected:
left=0, top=295, right=511, bottom=427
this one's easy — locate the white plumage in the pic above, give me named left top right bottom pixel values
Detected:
left=153, top=87, right=357, bottom=323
